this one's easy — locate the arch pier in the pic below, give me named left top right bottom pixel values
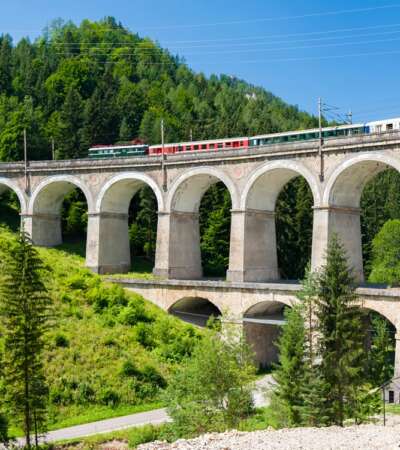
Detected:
left=228, top=161, right=320, bottom=282
left=154, top=168, right=238, bottom=279
left=87, top=173, right=163, bottom=274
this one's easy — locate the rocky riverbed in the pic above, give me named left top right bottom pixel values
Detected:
left=137, top=422, right=400, bottom=450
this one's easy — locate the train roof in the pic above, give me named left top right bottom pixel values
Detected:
left=251, top=123, right=365, bottom=140
left=149, top=136, right=248, bottom=148
left=366, top=117, right=400, bottom=126
left=89, top=143, right=148, bottom=151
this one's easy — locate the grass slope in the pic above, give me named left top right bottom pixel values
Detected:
left=0, top=226, right=202, bottom=434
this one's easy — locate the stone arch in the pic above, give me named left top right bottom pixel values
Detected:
left=168, top=296, right=222, bottom=327
left=96, top=172, right=164, bottom=213
left=27, top=175, right=93, bottom=247
left=228, top=161, right=320, bottom=283
left=323, top=152, right=400, bottom=208
left=243, top=300, right=293, bottom=368
left=241, top=160, right=321, bottom=210
left=0, top=177, right=27, bottom=214
left=87, top=173, right=163, bottom=275
left=159, top=167, right=238, bottom=280
left=166, top=167, right=239, bottom=212
left=316, top=153, right=400, bottom=282
left=29, top=175, right=94, bottom=215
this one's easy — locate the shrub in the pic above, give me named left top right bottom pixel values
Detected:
left=99, top=389, right=120, bottom=406
left=120, top=360, right=140, bottom=378
left=141, top=365, right=166, bottom=388
left=88, top=284, right=129, bottom=313
left=76, top=383, right=95, bottom=404
left=128, top=425, right=162, bottom=448
left=118, top=298, right=149, bottom=326
left=164, top=325, right=256, bottom=438
left=54, top=333, right=69, bottom=348
left=64, top=272, right=92, bottom=291
left=134, top=322, right=155, bottom=349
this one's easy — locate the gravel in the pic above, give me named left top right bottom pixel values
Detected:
left=137, top=422, right=400, bottom=450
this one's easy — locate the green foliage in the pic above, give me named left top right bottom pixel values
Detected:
left=0, top=227, right=202, bottom=432
left=270, top=305, right=307, bottom=427
left=276, top=177, right=313, bottom=280
left=369, top=219, right=400, bottom=286
left=315, top=234, right=367, bottom=426
left=361, top=169, right=400, bottom=275
left=164, top=325, right=256, bottom=439
left=199, top=183, right=232, bottom=277
left=0, top=232, right=52, bottom=447
left=367, top=314, right=395, bottom=386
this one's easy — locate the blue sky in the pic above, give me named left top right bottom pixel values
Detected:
left=2, top=0, right=400, bottom=122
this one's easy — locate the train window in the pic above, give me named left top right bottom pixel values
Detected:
left=193, top=145, right=199, bottom=150
left=376, top=125, right=382, bottom=133
left=201, top=144, right=206, bottom=150
left=387, top=123, right=393, bottom=130
left=218, top=143, right=223, bottom=149
left=226, top=142, right=232, bottom=146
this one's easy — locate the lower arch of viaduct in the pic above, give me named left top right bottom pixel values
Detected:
left=117, top=279, right=400, bottom=373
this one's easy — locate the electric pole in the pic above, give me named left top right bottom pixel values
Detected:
left=318, top=98, right=324, bottom=182
left=347, top=110, right=353, bottom=124
left=161, top=119, right=167, bottom=192
left=23, top=128, right=29, bottom=194
left=51, top=137, right=55, bottom=160
left=190, top=128, right=193, bottom=142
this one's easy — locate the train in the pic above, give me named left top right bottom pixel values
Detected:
left=88, top=118, right=400, bottom=159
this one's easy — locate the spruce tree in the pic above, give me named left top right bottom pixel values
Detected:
left=271, top=305, right=306, bottom=426
left=368, top=315, right=395, bottom=386
left=0, top=232, right=52, bottom=448
left=315, top=234, right=365, bottom=426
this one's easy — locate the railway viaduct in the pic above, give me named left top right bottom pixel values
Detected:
left=1, top=131, right=400, bottom=372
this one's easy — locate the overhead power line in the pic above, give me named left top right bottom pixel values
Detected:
left=53, top=27, right=400, bottom=53
left=5, top=3, right=400, bottom=34
left=120, top=4, right=400, bottom=30
left=74, top=47, right=400, bottom=65
left=52, top=22, right=400, bottom=49
left=58, top=35, right=400, bottom=58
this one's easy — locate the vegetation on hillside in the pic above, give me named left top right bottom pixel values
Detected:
left=0, top=227, right=202, bottom=433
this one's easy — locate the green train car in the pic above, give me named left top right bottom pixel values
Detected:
left=88, top=144, right=149, bottom=159
left=249, top=123, right=368, bottom=147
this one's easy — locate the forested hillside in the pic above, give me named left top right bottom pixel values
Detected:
left=0, top=17, right=319, bottom=161
left=0, top=17, right=400, bottom=279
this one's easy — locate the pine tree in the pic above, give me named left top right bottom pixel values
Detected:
left=271, top=305, right=307, bottom=426
left=58, top=87, right=84, bottom=159
left=296, top=268, right=328, bottom=427
left=118, top=117, right=132, bottom=142
left=315, top=234, right=365, bottom=426
left=368, top=315, right=395, bottom=386
left=0, top=232, right=52, bottom=448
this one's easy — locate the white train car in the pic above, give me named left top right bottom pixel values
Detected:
left=367, top=118, right=400, bottom=133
